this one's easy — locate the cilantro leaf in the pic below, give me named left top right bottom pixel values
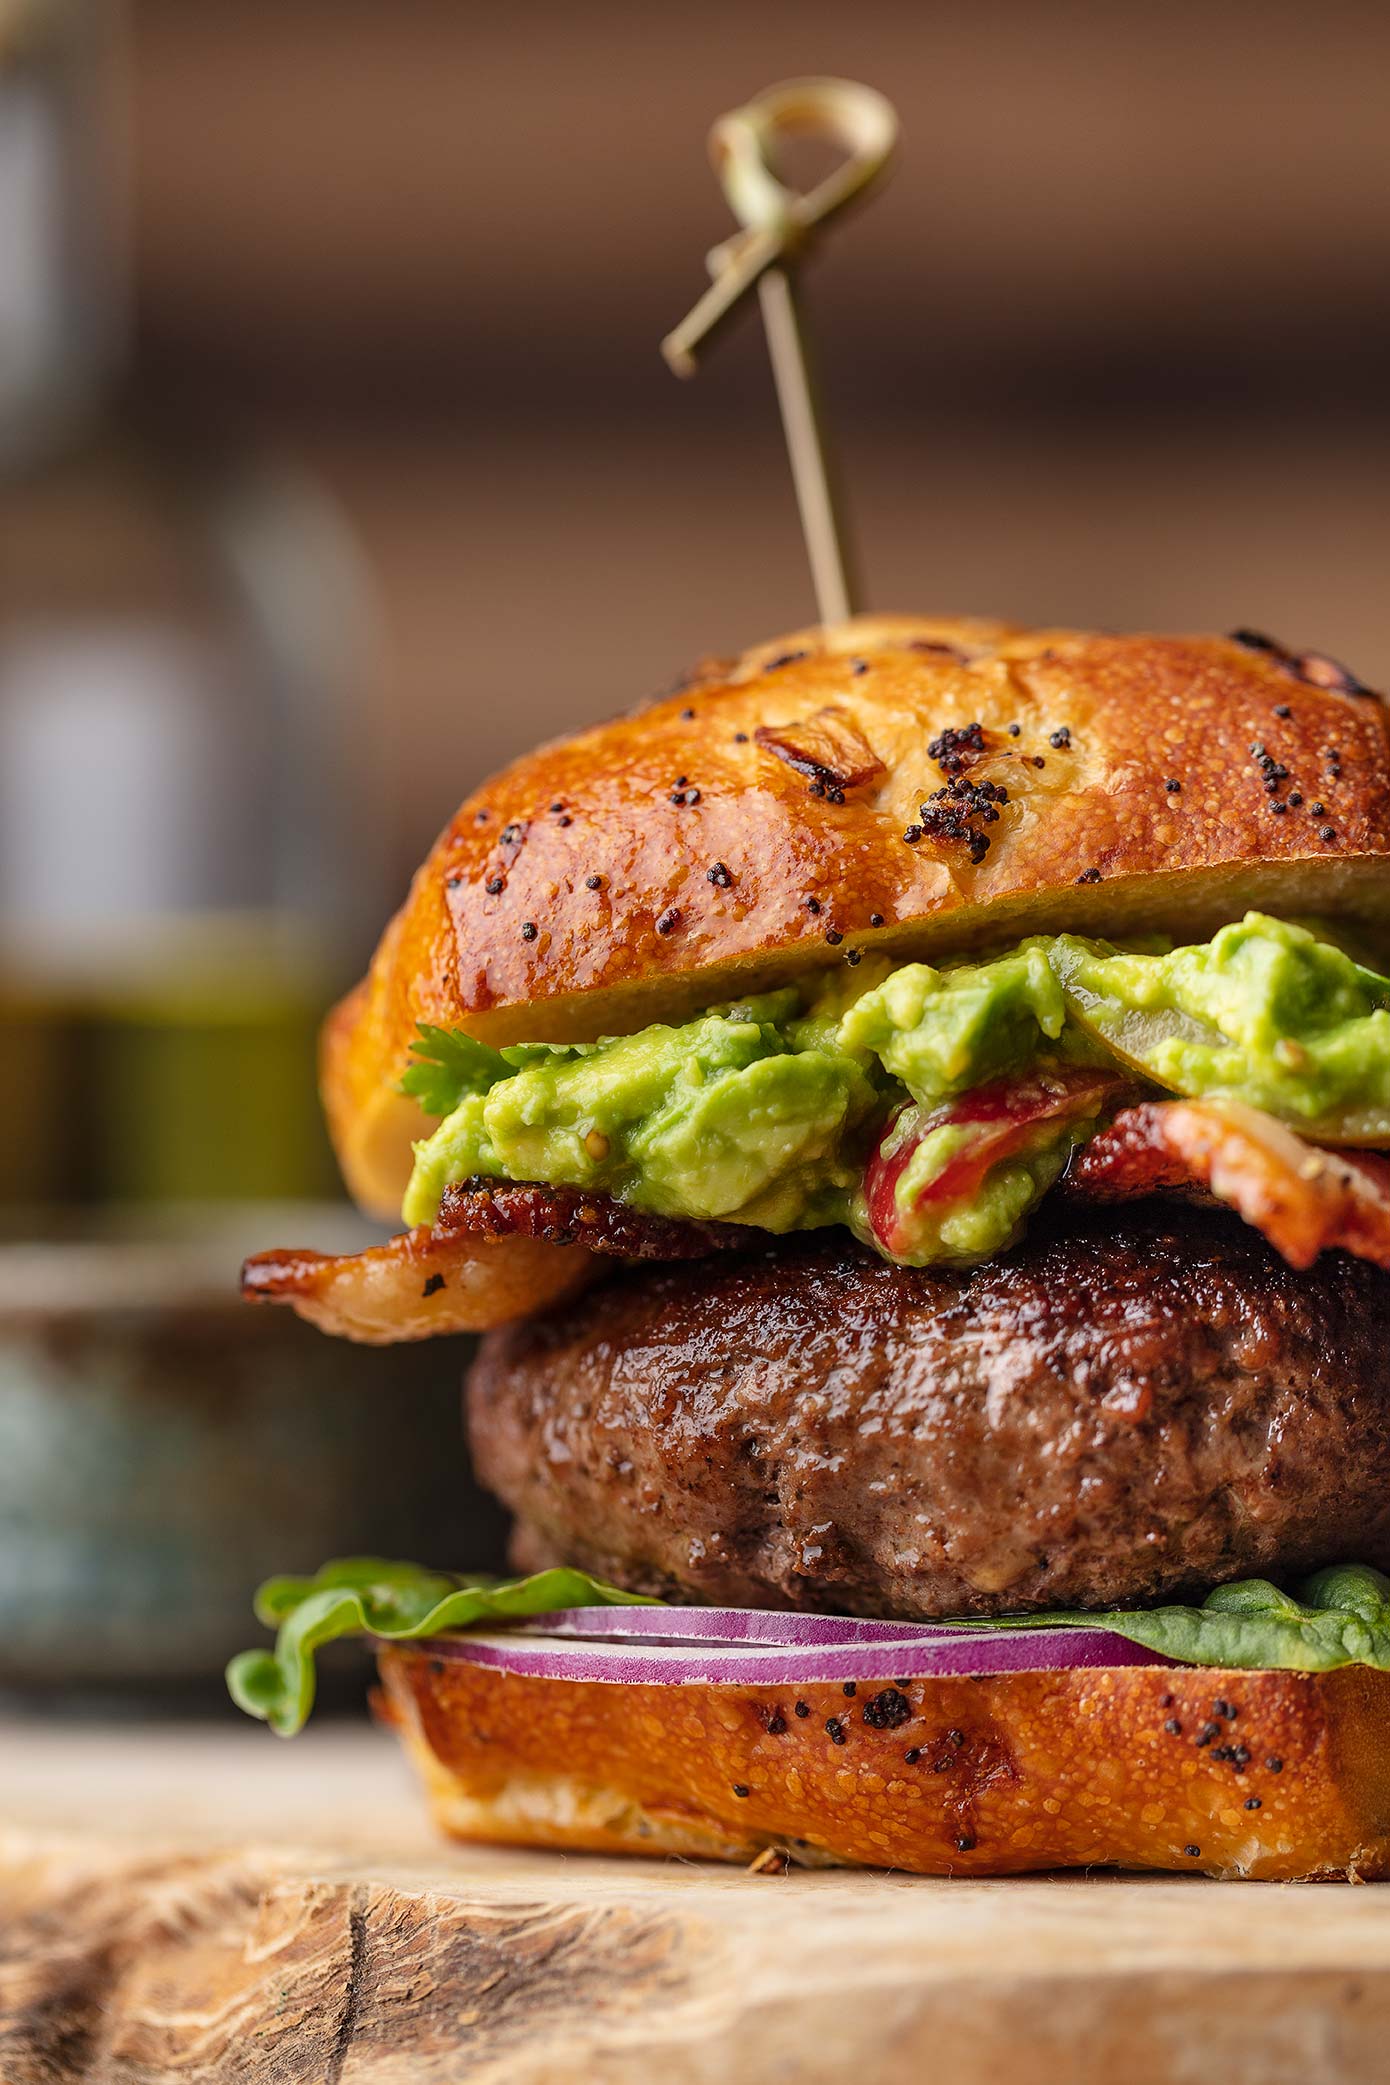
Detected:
left=399, top=1024, right=511, bottom=1118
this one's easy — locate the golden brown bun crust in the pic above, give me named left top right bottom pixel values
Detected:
left=377, top=1647, right=1390, bottom=1881
left=325, top=616, right=1390, bottom=1215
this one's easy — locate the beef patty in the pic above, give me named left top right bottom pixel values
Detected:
left=467, top=1202, right=1390, bottom=1618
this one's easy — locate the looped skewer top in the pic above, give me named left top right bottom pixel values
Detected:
left=663, top=78, right=899, bottom=625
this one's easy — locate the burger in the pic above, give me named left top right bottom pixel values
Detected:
left=231, top=614, right=1390, bottom=1881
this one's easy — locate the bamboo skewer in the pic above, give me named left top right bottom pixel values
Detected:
left=663, top=77, right=898, bottom=626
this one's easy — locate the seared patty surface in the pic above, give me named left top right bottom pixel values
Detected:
left=467, top=1203, right=1390, bottom=1618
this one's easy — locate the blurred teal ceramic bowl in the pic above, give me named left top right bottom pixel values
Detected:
left=0, top=1206, right=501, bottom=1696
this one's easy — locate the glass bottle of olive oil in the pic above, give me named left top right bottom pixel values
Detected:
left=0, top=3, right=383, bottom=1210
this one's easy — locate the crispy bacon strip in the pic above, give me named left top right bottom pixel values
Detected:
left=1069, top=1098, right=1390, bottom=1271
left=242, top=1183, right=758, bottom=1345
left=434, top=1181, right=760, bottom=1260
left=243, top=1098, right=1390, bottom=1346
left=241, top=1228, right=589, bottom=1345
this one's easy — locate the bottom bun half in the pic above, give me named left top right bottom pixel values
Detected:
left=374, top=1648, right=1390, bottom=1882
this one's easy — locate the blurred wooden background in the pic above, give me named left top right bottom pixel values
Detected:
left=14, top=0, right=1390, bottom=886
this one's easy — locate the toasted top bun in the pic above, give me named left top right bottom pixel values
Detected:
left=326, top=615, right=1390, bottom=1217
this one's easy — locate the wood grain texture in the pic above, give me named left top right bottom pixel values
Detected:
left=1, top=1841, right=704, bottom=2085
left=3, top=1722, right=1390, bottom=2083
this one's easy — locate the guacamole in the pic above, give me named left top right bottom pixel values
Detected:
left=837, top=942, right=1069, bottom=1099
left=1049, top=914, right=1390, bottom=1138
left=401, top=912, right=1390, bottom=1267
left=403, top=992, right=881, bottom=1234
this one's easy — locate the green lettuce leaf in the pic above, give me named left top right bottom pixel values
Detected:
left=965, top=1563, right=1390, bottom=1672
left=226, top=1557, right=656, bottom=1736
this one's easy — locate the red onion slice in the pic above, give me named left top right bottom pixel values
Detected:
left=513, top=1606, right=976, bottom=1647
left=395, top=1615, right=1168, bottom=1687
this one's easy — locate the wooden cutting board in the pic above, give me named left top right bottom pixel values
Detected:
left=2, top=1715, right=1387, bottom=2084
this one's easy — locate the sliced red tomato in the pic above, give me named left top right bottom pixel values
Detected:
left=864, top=1068, right=1127, bottom=1259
